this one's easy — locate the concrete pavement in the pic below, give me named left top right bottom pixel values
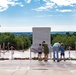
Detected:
left=0, top=60, right=76, bottom=75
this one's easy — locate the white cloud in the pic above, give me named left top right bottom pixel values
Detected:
left=43, top=0, right=76, bottom=6
left=25, top=0, right=31, bottom=3
left=36, top=15, right=52, bottom=17
left=51, top=0, right=76, bottom=6
left=12, top=2, right=24, bottom=7
left=56, top=9, right=72, bottom=12
left=35, top=0, right=76, bottom=12
left=34, top=2, right=54, bottom=11
left=0, top=0, right=23, bottom=12
left=0, top=6, right=8, bottom=12
left=34, top=0, right=40, bottom=2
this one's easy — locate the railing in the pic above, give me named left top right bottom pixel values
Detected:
left=0, top=48, right=76, bottom=60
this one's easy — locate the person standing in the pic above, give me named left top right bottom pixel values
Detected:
left=38, top=44, right=43, bottom=61
left=42, top=41, right=49, bottom=62
left=53, top=41, right=61, bottom=62
left=60, top=43, right=65, bottom=61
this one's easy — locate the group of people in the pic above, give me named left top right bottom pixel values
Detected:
left=32, top=41, right=49, bottom=62
left=53, top=41, right=65, bottom=62
left=32, top=41, right=65, bottom=62
left=38, top=41, right=49, bottom=62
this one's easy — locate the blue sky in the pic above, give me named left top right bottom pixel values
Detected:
left=0, top=0, right=76, bottom=32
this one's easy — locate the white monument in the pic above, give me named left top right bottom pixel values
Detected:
left=32, top=27, right=51, bottom=46
left=30, top=27, right=51, bottom=59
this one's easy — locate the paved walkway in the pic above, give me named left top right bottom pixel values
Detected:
left=0, top=60, right=76, bottom=75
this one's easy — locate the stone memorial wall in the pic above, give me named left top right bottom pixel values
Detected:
left=32, top=27, right=51, bottom=46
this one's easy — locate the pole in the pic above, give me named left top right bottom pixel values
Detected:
left=0, top=44, right=1, bottom=57
left=49, top=46, right=52, bottom=60
left=0, top=44, right=1, bottom=50
left=68, top=46, right=71, bottom=60
left=75, top=42, right=76, bottom=51
left=10, top=46, right=14, bottom=60
left=29, top=47, right=32, bottom=60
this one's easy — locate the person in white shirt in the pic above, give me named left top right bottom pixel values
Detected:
left=53, top=42, right=61, bottom=62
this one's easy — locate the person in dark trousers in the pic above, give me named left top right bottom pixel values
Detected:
left=42, top=41, right=49, bottom=62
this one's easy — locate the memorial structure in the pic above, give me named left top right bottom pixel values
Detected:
left=30, top=27, right=51, bottom=59
left=32, top=27, right=51, bottom=46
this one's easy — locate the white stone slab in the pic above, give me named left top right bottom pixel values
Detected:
left=31, top=27, right=51, bottom=59
left=32, top=27, right=51, bottom=46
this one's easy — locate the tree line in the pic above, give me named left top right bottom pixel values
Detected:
left=0, top=32, right=76, bottom=50
left=51, top=32, right=76, bottom=50
left=0, top=32, right=31, bottom=50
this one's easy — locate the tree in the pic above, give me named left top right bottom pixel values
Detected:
left=73, top=32, right=76, bottom=36
left=52, top=33, right=76, bottom=50
left=14, top=35, right=31, bottom=50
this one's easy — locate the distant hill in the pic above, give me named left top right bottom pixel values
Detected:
left=12, top=31, right=75, bottom=36
left=12, top=32, right=32, bottom=36
left=51, top=31, right=74, bottom=34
